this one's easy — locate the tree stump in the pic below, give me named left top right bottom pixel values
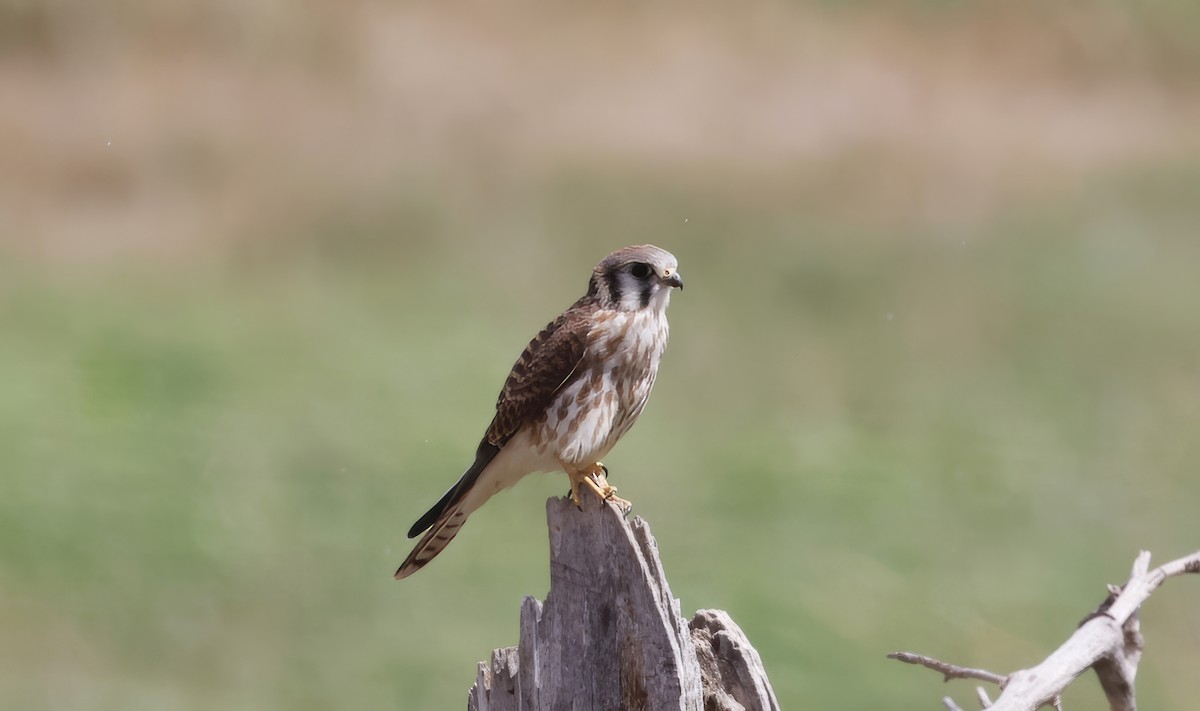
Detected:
left=467, top=495, right=779, bottom=711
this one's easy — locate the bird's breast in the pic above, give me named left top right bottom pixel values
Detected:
left=537, top=309, right=669, bottom=467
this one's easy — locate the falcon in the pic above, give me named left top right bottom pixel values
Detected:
left=395, top=244, right=683, bottom=580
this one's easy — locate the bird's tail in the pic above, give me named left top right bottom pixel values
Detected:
left=394, top=503, right=470, bottom=580
left=394, top=439, right=503, bottom=580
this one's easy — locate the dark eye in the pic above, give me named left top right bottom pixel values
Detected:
left=630, top=263, right=652, bottom=279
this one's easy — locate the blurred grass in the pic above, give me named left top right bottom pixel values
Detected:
left=4, top=161, right=1200, bottom=708
left=3, top=1, right=1200, bottom=709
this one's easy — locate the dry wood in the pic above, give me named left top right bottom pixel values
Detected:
left=892, top=549, right=1200, bottom=711
left=467, top=495, right=778, bottom=711
left=887, top=651, right=1007, bottom=686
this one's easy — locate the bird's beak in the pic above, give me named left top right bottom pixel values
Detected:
left=662, top=271, right=684, bottom=290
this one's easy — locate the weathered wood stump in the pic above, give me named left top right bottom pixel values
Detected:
left=467, top=495, right=779, bottom=711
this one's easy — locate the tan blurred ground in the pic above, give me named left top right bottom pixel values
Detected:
left=4, top=1, right=1198, bottom=262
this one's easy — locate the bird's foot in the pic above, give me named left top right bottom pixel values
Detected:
left=585, top=464, right=632, bottom=514
left=565, top=464, right=631, bottom=513
left=567, top=470, right=594, bottom=508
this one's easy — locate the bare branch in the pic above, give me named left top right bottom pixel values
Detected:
left=982, top=549, right=1199, bottom=711
left=943, top=696, right=966, bottom=711
left=976, top=686, right=993, bottom=708
left=1090, top=607, right=1142, bottom=711
left=1105, top=550, right=1200, bottom=625
left=896, top=549, right=1199, bottom=711
left=888, top=651, right=1007, bottom=686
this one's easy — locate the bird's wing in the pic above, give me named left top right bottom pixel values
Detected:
left=401, top=300, right=593, bottom=540
left=485, top=299, right=593, bottom=447
left=396, top=302, right=594, bottom=579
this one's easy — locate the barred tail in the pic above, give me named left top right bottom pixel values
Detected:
left=395, top=440, right=502, bottom=580
left=394, top=504, right=470, bottom=580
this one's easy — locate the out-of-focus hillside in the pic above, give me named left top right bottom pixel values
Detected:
left=4, top=2, right=1199, bottom=262
left=2, top=3, right=1199, bottom=710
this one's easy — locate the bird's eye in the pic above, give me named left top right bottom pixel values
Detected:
left=630, top=263, right=652, bottom=279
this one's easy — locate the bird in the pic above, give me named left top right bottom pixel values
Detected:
left=395, top=244, right=683, bottom=580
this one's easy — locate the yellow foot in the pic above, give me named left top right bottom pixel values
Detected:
left=565, top=463, right=632, bottom=513
left=591, top=462, right=610, bottom=488
left=584, top=464, right=632, bottom=513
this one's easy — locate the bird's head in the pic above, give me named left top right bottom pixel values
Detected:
left=588, top=244, right=683, bottom=313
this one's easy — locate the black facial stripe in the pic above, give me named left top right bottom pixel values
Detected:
left=604, top=270, right=621, bottom=307
left=639, top=280, right=652, bottom=308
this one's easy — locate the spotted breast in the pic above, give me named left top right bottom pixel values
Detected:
left=538, top=308, right=670, bottom=469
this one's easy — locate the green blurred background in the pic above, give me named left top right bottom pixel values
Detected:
left=3, top=1, right=1199, bottom=708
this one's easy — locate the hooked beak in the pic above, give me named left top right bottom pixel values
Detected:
left=662, top=271, right=684, bottom=290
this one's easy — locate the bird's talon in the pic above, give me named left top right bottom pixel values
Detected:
left=567, top=479, right=584, bottom=508
left=610, top=495, right=633, bottom=515
left=589, top=464, right=612, bottom=490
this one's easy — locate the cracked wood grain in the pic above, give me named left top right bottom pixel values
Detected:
left=468, top=495, right=778, bottom=711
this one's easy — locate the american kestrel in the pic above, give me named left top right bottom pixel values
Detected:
left=395, top=245, right=683, bottom=580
